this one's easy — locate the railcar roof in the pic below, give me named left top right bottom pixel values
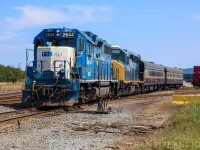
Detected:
left=142, top=61, right=165, bottom=70
left=165, top=66, right=183, bottom=73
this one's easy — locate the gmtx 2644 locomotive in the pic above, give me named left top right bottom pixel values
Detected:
left=22, top=28, right=113, bottom=106
left=22, top=27, right=183, bottom=107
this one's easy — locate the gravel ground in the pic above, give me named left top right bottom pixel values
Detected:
left=0, top=106, right=15, bottom=113
left=0, top=92, right=173, bottom=150
left=183, top=81, right=193, bottom=87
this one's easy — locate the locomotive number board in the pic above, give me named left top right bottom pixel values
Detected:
left=45, top=32, right=55, bottom=38
left=62, top=32, right=75, bottom=38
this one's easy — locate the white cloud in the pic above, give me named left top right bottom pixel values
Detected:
left=61, top=5, right=113, bottom=24
left=0, top=4, right=114, bottom=68
left=5, top=5, right=68, bottom=30
left=3, top=5, right=113, bottom=30
left=192, top=14, right=200, bottom=20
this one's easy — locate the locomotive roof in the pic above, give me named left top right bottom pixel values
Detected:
left=78, top=30, right=95, bottom=45
left=34, top=28, right=97, bottom=45
left=112, top=47, right=131, bottom=56
left=112, top=46, right=141, bottom=61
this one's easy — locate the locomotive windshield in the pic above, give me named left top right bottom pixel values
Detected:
left=112, top=53, right=126, bottom=64
left=46, top=39, right=74, bottom=48
left=111, top=48, right=126, bottom=64
left=60, top=39, right=74, bottom=47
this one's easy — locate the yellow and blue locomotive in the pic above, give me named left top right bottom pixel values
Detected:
left=111, top=46, right=143, bottom=96
left=22, top=28, right=113, bottom=106
left=111, top=46, right=183, bottom=95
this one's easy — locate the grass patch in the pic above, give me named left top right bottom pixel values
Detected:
left=140, top=103, right=200, bottom=150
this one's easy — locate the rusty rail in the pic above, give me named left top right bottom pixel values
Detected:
left=0, top=110, right=56, bottom=126
left=0, top=108, right=34, bottom=117
left=0, top=92, right=21, bottom=97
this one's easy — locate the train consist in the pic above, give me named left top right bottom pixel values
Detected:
left=22, top=27, right=183, bottom=107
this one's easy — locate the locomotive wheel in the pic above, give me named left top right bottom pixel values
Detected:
left=81, top=98, right=86, bottom=104
left=23, top=96, right=33, bottom=107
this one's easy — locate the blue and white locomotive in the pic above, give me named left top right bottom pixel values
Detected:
left=22, top=28, right=112, bottom=106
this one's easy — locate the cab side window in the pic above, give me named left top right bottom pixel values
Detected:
left=88, top=42, right=94, bottom=56
left=36, top=39, right=43, bottom=48
left=78, top=38, right=84, bottom=51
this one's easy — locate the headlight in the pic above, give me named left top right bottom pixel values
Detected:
left=32, top=68, right=36, bottom=73
left=59, top=64, right=63, bottom=68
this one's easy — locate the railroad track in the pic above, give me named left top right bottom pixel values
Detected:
left=76, top=88, right=200, bottom=111
left=0, top=103, right=105, bottom=128
left=0, top=87, right=199, bottom=128
left=0, top=108, right=34, bottom=118
left=0, top=108, right=63, bottom=127
left=0, top=92, right=21, bottom=104
left=0, top=99, right=20, bottom=104
left=0, top=92, right=21, bottom=98
left=0, top=95, right=21, bottom=100
left=101, top=88, right=200, bottom=107
left=0, top=92, right=21, bottom=97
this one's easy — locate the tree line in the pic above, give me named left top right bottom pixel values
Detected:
left=0, top=64, right=26, bottom=82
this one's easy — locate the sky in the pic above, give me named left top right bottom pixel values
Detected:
left=1, top=0, right=200, bottom=70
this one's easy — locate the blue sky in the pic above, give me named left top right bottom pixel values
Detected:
left=1, top=0, right=200, bottom=69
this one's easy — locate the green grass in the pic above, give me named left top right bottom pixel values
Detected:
left=148, top=103, right=200, bottom=150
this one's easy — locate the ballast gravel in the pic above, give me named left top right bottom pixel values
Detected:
left=0, top=94, right=172, bottom=150
left=0, top=106, right=15, bottom=113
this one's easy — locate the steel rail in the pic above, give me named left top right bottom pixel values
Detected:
left=0, top=95, right=21, bottom=100
left=0, top=108, right=34, bottom=117
left=0, top=110, right=56, bottom=126
left=0, top=92, right=21, bottom=97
